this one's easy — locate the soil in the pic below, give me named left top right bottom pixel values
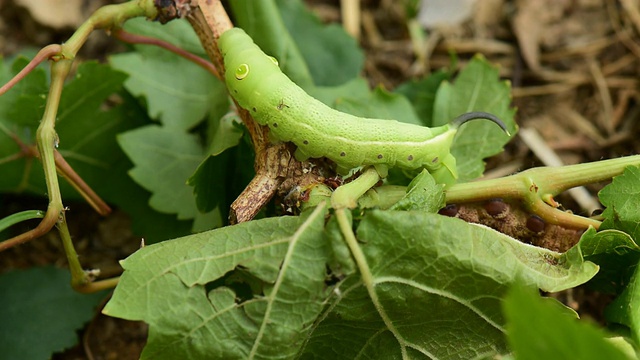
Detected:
left=2, top=0, right=639, bottom=358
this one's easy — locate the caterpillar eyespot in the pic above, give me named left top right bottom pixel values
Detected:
left=219, top=28, right=509, bottom=180
left=235, top=64, right=250, bottom=80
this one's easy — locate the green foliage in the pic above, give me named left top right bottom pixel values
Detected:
left=0, top=267, right=107, bottom=359
left=118, top=125, right=205, bottom=219
left=0, top=56, right=47, bottom=190
left=0, top=57, right=191, bottom=241
left=389, top=170, right=445, bottom=211
left=111, top=18, right=225, bottom=130
left=104, top=205, right=330, bottom=359
left=580, top=228, right=640, bottom=294
left=395, top=68, right=452, bottom=126
left=106, top=208, right=599, bottom=359
left=504, top=285, right=633, bottom=360
left=108, top=18, right=245, bottom=232
left=4, top=0, right=640, bottom=359
left=600, top=166, right=640, bottom=240
left=334, top=85, right=424, bottom=126
left=433, top=55, right=517, bottom=181
left=605, top=261, right=640, bottom=346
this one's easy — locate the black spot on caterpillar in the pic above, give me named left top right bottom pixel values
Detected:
left=219, top=28, right=508, bottom=180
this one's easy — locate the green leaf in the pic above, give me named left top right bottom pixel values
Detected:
left=110, top=19, right=225, bottom=130
left=0, top=58, right=190, bottom=242
left=275, top=0, right=364, bottom=86
left=230, top=0, right=364, bottom=87
left=0, top=56, right=48, bottom=192
left=395, top=69, right=452, bottom=126
left=308, top=77, right=371, bottom=107
left=187, top=153, right=231, bottom=214
left=301, top=211, right=598, bottom=359
left=433, top=55, right=517, bottom=181
left=606, top=261, right=640, bottom=346
left=334, top=86, right=423, bottom=125
left=389, top=169, right=445, bottom=211
left=207, top=112, right=244, bottom=156
left=324, top=211, right=356, bottom=277
left=580, top=228, right=640, bottom=294
left=104, top=205, right=331, bottom=359
left=123, top=17, right=209, bottom=57
left=117, top=125, right=206, bottom=221
left=504, top=285, right=632, bottom=360
left=600, top=165, right=640, bottom=240
left=0, top=267, right=106, bottom=359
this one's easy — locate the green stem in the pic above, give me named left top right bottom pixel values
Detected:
left=446, top=155, right=640, bottom=203
left=335, top=208, right=408, bottom=358
left=0, top=210, right=45, bottom=232
left=61, top=0, right=158, bottom=58
left=444, top=155, right=640, bottom=228
left=56, top=213, right=88, bottom=287
left=331, top=167, right=382, bottom=209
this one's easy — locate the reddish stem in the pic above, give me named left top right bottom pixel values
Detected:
left=53, top=150, right=112, bottom=216
left=0, top=44, right=62, bottom=96
left=113, top=29, right=220, bottom=79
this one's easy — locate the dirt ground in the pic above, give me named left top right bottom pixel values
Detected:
left=1, top=0, right=639, bottom=358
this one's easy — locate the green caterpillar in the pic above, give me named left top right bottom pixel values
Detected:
left=219, top=28, right=507, bottom=182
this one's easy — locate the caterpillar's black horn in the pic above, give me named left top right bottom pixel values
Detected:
left=451, top=111, right=510, bottom=136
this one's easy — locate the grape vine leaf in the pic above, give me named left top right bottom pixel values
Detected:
left=0, top=56, right=48, bottom=191
left=599, top=165, right=640, bottom=240
left=0, top=267, right=107, bottom=360
left=117, top=125, right=219, bottom=229
left=0, top=58, right=191, bottom=242
left=299, top=211, right=598, bottom=359
left=432, top=55, right=517, bottom=181
left=334, top=86, right=423, bottom=126
left=275, top=0, right=364, bottom=86
left=504, top=285, right=632, bottom=360
left=389, top=169, right=445, bottom=211
left=110, top=18, right=225, bottom=130
left=229, top=0, right=364, bottom=88
left=605, top=258, right=640, bottom=346
left=103, top=205, right=331, bottom=360
left=395, top=68, right=452, bottom=127
left=580, top=227, right=640, bottom=294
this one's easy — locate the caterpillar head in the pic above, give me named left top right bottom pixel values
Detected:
left=219, top=28, right=281, bottom=110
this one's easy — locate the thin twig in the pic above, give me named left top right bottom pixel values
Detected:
left=113, top=29, right=220, bottom=79
left=53, top=150, right=112, bottom=216
left=0, top=44, right=62, bottom=95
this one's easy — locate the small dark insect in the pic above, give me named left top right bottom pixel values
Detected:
left=277, top=100, right=290, bottom=110
left=526, top=215, right=546, bottom=233
left=438, top=204, right=459, bottom=217
left=484, top=198, right=508, bottom=217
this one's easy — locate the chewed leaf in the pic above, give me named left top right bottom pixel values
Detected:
left=104, top=205, right=330, bottom=360
left=300, top=211, right=598, bottom=359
